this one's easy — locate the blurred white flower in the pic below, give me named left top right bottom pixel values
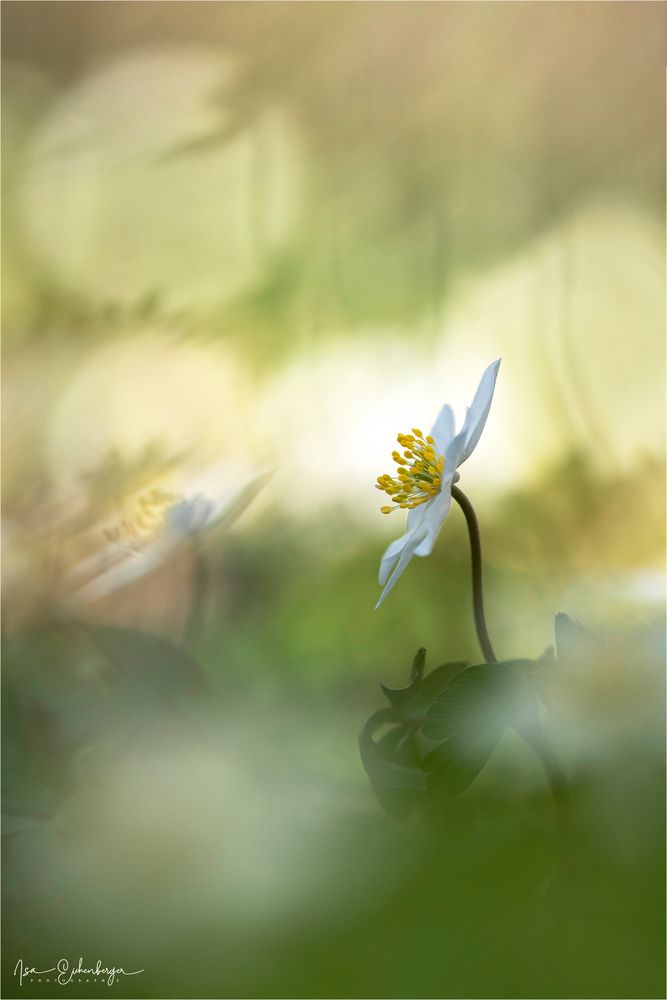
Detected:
left=375, top=359, right=501, bottom=608
left=64, top=466, right=268, bottom=607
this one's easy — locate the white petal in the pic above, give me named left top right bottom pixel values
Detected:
left=378, top=533, right=409, bottom=585
left=376, top=485, right=452, bottom=605
left=413, top=483, right=453, bottom=557
left=378, top=490, right=439, bottom=590
left=430, top=403, right=455, bottom=455
left=63, top=547, right=165, bottom=605
left=375, top=537, right=422, bottom=609
left=181, top=466, right=271, bottom=534
left=444, top=429, right=467, bottom=474
left=457, top=358, right=501, bottom=466
left=166, top=494, right=215, bottom=537
left=406, top=497, right=434, bottom=535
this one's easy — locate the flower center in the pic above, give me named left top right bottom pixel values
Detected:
left=376, top=428, right=444, bottom=514
left=106, top=487, right=180, bottom=549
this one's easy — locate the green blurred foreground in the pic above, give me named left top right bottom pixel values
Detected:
left=2, top=514, right=665, bottom=998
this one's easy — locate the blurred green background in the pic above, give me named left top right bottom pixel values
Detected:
left=2, top=3, right=665, bottom=998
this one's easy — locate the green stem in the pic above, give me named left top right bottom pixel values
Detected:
left=451, top=485, right=497, bottom=663
left=448, top=488, right=570, bottom=826
left=185, top=545, right=208, bottom=645
left=519, top=722, right=572, bottom=838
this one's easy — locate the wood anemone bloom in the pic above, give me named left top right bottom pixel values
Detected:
left=375, top=358, right=501, bottom=609
left=64, top=467, right=268, bottom=607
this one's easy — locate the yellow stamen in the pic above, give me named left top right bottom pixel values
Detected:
left=108, top=487, right=180, bottom=548
left=376, top=424, right=446, bottom=514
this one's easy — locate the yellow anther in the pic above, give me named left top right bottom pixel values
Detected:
left=377, top=426, right=447, bottom=513
left=110, top=486, right=180, bottom=548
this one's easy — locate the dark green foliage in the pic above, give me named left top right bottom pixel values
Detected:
left=360, top=623, right=567, bottom=820
left=379, top=646, right=426, bottom=713
left=2, top=624, right=211, bottom=841
left=421, top=664, right=518, bottom=797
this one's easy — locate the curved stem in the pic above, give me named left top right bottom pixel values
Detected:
left=451, top=485, right=497, bottom=663
left=448, top=489, right=571, bottom=831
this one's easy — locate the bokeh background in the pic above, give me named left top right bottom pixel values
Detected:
left=2, top=3, right=665, bottom=998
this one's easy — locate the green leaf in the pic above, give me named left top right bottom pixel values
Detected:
left=372, top=724, right=423, bottom=820
left=421, top=661, right=540, bottom=797
left=421, top=734, right=501, bottom=799
left=380, top=650, right=469, bottom=725
left=380, top=647, right=426, bottom=712
left=554, top=612, right=600, bottom=662
left=359, top=709, right=428, bottom=792
left=409, top=661, right=469, bottom=718
left=420, top=664, right=508, bottom=797
left=421, top=663, right=514, bottom=742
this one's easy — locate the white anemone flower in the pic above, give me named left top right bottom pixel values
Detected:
left=375, top=358, right=501, bottom=608
left=64, top=466, right=268, bottom=607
